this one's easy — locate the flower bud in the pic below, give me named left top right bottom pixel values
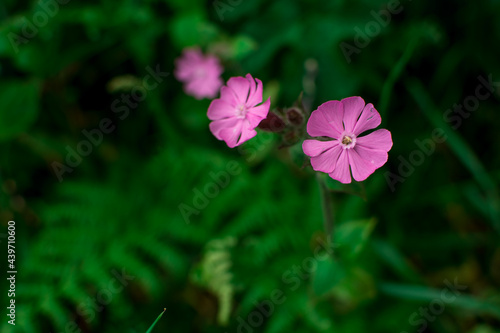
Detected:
left=258, top=111, right=286, bottom=132
left=285, top=107, right=304, bottom=127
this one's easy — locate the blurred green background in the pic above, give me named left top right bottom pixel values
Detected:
left=1, top=0, right=500, bottom=332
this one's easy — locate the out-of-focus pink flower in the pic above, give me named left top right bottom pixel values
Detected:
left=174, top=48, right=223, bottom=99
left=302, top=97, right=392, bottom=184
left=207, top=74, right=271, bottom=148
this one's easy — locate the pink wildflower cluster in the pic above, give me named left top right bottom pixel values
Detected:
left=175, top=47, right=392, bottom=183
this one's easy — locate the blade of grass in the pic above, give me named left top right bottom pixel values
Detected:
left=146, top=308, right=166, bottom=333
left=406, top=78, right=500, bottom=233
left=371, top=239, right=423, bottom=284
left=378, top=36, right=419, bottom=118
left=379, top=282, right=500, bottom=319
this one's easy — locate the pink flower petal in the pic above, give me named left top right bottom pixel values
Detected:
left=220, top=86, right=239, bottom=106
left=209, top=118, right=240, bottom=140
left=353, top=103, right=381, bottom=135
left=210, top=77, right=223, bottom=97
left=347, top=150, right=374, bottom=182
left=329, top=149, right=351, bottom=184
left=237, top=121, right=258, bottom=145
left=302, top=139, right=338, bottom=157
left=356, top=129, right=392, bottom=151
left=307, top=110, right=334, bottom=138
left=246, top=75, right=263, bottom=107
left=218, top=121, right=253, bottom=148
left=246, top=97, right=271, bottom=125
left=185, top=77, right=221, bottom=100
left=208, top=99, right=235, bottom=121
left=349, top=145, right=388, bottom=181
left=174, top=65, right=193, bottom=82
left=206, top=56, right=223, bottom=76
left=184, top=79, right=204, bottom=99
left=341, top=96, right=365, bottom=133
left=227, top=76, right=250, bottom=105
left=319, top=101, right=344, bottom=137
left=310, top=144, right=342, bottom=173
left=355, top=145, right=389, bottom=169
left=246, top=74, right=256, bottom=96
left=184, top=48, right=204, bottom=61
left=174, top=49, right=204, bottom=82
left=307, top=101, right=344, bottom=138
left=244, top=113, right=259, bottom=128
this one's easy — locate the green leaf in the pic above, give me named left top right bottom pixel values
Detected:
left=312, top=219, right=377, bottom=297
left=334, top=219, right=376, bottom=259
left=371, top=238, right=423, bottom=284
left=0, top=80, right=40, bottom=141
left=331, top=267, right=376, bottom=306
left=231, top=35, right=258, bottom=60
left=312, top=258, right=345, bottom=297
left=169, top=12, right=219, bottom=49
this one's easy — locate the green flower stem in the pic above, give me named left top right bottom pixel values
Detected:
left=317, top=174, right=335, bottom=246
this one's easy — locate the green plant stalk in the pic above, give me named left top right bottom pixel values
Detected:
left=317, top=174, right=335, bottom=244
left=146, top=308, right=166, bottom=333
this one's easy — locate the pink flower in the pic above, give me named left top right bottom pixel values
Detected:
left=174, top=48, right=223, bottom=99
left=302, top=97, right=392, bottom=184
left=207, top=74, right=271, bottom=148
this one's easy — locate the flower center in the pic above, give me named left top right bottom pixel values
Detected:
left=341, top=136, right=352, bottom=145
left=340, top=133, right=356, bottom=149
left=236, top=104, right=247, bottom=118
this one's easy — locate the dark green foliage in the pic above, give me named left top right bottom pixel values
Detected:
left=0, top=0, right=500, bottom=332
